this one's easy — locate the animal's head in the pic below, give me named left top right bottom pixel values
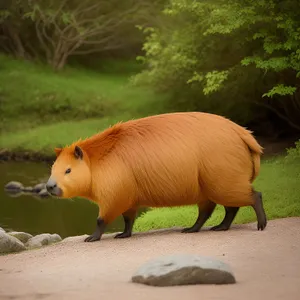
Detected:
left=46, top=145, right=92, bottom=198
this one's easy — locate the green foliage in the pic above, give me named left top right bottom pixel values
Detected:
left=285, top=139, right=300, bottom=162
left=188, top=70, right=230, bottom=95
left=262, top=84, right=297, bottom=98
left=133, top=0, right=300, bottom=129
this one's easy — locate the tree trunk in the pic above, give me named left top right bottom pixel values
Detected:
left=6, top=25, right=27, bottom=59
left=51, top=52, right=68, bottom=71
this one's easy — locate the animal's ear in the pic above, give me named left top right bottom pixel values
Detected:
left=54, top=148, right=62, bottom=157
left=74, top=145, right=83, bottom=160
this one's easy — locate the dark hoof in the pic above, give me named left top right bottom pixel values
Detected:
left=181, top=227, right=199, bottom=233
left=253, top=191, right=267, bottom=231
left=84, top=234, right=100, bottom=242
left=257, top=217, right=267, bottom=231
left=210, top=224, right=229, bottom=231
left=114, top=232, right=132, bottom=239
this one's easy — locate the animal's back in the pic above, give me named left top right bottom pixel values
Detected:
left=105, top=112, right=261, bottom=208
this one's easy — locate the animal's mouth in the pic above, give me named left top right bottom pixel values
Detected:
left=48, top=186, right=63, bottom=197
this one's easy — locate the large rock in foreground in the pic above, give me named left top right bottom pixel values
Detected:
left=132, top=254, right=236, bottom=286
left=0, top=232, right=26, bottom=254
left=25, top=233, right=62, bottom=249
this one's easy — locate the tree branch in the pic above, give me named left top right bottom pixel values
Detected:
left=73, top=42, right=127, bottom=55
left=35, top=19, right=52, bottom=62
left=255, top=100, right=300, bottom=131
left=60, top=1, right=151, bottom=43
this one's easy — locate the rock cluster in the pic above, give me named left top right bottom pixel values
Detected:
left=132, top=254, right=236, bottom=286
left=0, top=226, right=62, bottom=254
left=4, top=181, right=50, bottom=198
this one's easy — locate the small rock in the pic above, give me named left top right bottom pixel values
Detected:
left=23, top=186, right=33, bottom=193
left=32, top=183, right=46, bottom=193
left=4, top=181, right=24, bottom=191
left=132, top=254, right=236, bottom=286
left=0, top=232, right=26, bottom=254
left=25, top=233, right=62, bottom=249
left=50, top=233, right=62, bottom=243
left=62, top=235, right=89, bottom=243
left=8, top=232, right=33, bottom=243
left=38, top=189, right=50, bottom=198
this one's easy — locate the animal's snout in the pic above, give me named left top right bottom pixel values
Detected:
left=46, top=178, right=57, bottom=192
left=46, top=178, right=62, bottom=196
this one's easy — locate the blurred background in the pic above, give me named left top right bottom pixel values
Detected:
left=0, top=0, right=299, bottom=239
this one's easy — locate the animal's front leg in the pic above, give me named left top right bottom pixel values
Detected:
left=85, top=217, right=106, bottom=242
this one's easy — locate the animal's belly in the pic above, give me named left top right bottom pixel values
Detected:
left=138, top=188, right=200, bottom=208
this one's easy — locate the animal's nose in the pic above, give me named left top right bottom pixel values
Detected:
left=46, top=178, right=57, bottom=192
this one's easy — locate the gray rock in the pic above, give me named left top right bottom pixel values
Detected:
left=25, top=233, right=62, bottom=249
left=32, top=183, right=46, bottom=193
left=23, top=186, right=33, bottom=193
left=132, top=254, right=236, bottom=286
left=49, top=233, right=62, bottom=243
left=0, top=232, right=26, bottom=254
left=8, top=231, right=33, bottom=243
left=4, top=181, right=24, bottom=191
left=0, top=227, right=5, bottom=233
left=62, top=235, right=89, bottom=243
left=38, top=188, right=50, bottom=198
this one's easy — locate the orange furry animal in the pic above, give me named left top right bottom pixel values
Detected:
left=46, top=112, right=267, bottom=242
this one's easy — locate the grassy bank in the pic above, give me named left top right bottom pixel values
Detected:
left=134, top=155, right=300, bottom=231
left=0, top=54, right=169, bottom=154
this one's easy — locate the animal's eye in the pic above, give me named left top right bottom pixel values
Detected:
left=65, top=168, right=71, bottom=174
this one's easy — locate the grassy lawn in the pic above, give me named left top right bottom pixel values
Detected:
left=133, top=155, right=300, bottom=231
left=0, top=54, right=169, bottom=150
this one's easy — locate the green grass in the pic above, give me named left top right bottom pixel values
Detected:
left=0, top=116, right=133, bottom=155
left=133, top=156, right=300, bottom=231
left=0, top=54, right=169, bottom=135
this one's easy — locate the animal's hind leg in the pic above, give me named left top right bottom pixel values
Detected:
left=115, top=208, right=137, bottom=239
left=252, top=190, right=267, bottom=230
left=182, top=200, right=216, bottom=233
left=211, top=206, right=239, bottom=231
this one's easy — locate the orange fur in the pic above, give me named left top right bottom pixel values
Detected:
left=49, top=112, right=263, bottom=224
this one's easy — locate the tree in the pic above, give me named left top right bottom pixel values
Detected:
left=134, top=0, right=300, bottom=131
left=0, top=0, right=161, bottom=70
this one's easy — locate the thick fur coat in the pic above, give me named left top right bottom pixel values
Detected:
left=49, top=112, right=265, bottom=238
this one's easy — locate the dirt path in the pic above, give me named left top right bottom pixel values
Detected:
left=1, top=217, right=300, bottom=300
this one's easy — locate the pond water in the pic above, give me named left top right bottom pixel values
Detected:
left=0, top=161, right=146, bottom=239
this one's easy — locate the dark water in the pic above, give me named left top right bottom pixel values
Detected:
left=0, top=161, right=145, bottom=239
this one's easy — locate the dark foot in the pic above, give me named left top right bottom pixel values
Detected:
left=114, top=213, right=135, bottom=239
left=84, top=217, right=106, bottom=242
left=84, top=233, right=101, bottom=242
left=114, top=231, right=132, bottom=239
left=181, top=225, right=201, bottom=233
left=211, top=207, right=239, bottom=231
left=181, top=201, right=216, bottom=234
left=252, top=191, right=267, bottom=231
left=211, top=224, right=230, bottom=231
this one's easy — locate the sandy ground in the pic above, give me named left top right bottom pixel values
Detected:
left=0, top=217, right=300, bottom=300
